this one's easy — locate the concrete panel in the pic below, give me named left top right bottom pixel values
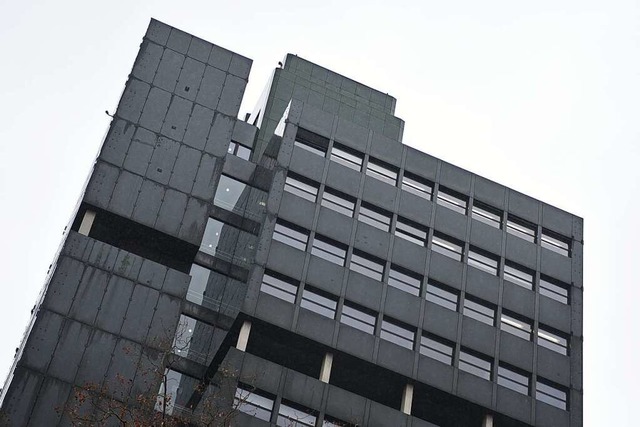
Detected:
left=196, top=65, right=226, bottom=110
left=542, top=204, right=574, bottom=238
left=208, top=44, right=233, bottom=72
left=439, top=162, right=472, bottom=194
left=153, top=48, right=184, bottom=92
left=84, top=161, right=119, bottom=209
left=289, top=147, right=326, bottom=182
left=254, top=293, right=294, bottom=330
left=461, top=318, right=496, bottom=356
left=166, top=27, right=191, bottom=54
left=505, top=235, right=537, bottom=271
left=161, top=96, right=192, bottom=141
left=104, top=339, right=142, bottom=396
left=22, top=310, right=64, bottom=372
left=354, top=223, right=390, bottom=260
left=465, top=267, right=500, bottom=305
left=138, top=259, right=168, bottom=290
left=95, top=275, right=134, bottom=335
left=398, top=192, right=432, bottom=227
left=317, top=208, right=354, bottom=247
left=469, top=220, right=503, bottom=256
left=183, top=104, right=214, bottom=151
left=145, top=19, right=171, bottom=45
left=536, top=401, right=570, bottom=427
left=499, top=333, right=533, bottom=372
left=384, top=287, right=421, bottom=327
left=433, top=206, right=467, bottom=241
left=278, top=192, right=315, bottom=231
left=335, top=118, right=369, bottom=152
left=113, top=250, right=144, bottom=282
left=1, top=367, right=43, bottom=426
left=108, top=170, right=143, bottom=218
left=155, top=189, right=188, bottom=235
left=87, top=240, right=119, bottom=271
left=191, top=153, right=218, bottom=201
left=362, top=176, right=397, bottom=212
left=228, top=53, right=252, bottom=80
left=326, top=161, right=361, bottom=198
left=428, top=253, right=463, bottom=290
left=336, top=326, right=375, bottom=362
left=27, top=376, right=71, bottom=427
left=147, top=138, right=180, bottom=185
left=423, top=304, right=459, bottom=342
left=178, top=197, right=208, bottom=244
left=306, top=256, right=344, bottom=296
left=120, top=285, right=160, bottom=343
left=391, top=238, right=427, bottom=276
left=69, top=267, right=109, bottom=325
left=345, top=272, right=383, bottom=311
left=147, top=294, right=181, bottom=348
left=507, top=191, right=539, bottom=224
left=474, top=176, right=506, bottom=209
left=169, top=145, right=200, bottom=192
left=496, top=387, right=532, bottom=425
left=232, top=120, right=257, bottom=147
left=187, top=37, right=212, bottom=63
left=132, top=179, right=164, bottom=227
left=266, top=241, right=306, bottom=280
left=456, top=371, right=492, bottom=407
left=205, top=113, right=234, bottom=156
left=368, top=400, right=408, bottom=427
left=132, top=41, right=163, bottom=84
left=139, top=87, right=171, bottom=132
left=540, top=250, right=572, bottom=285
left=370, top=132, right=402, bottom=165
left=162, top=269, right=191, bottom=298
left=326, top=386, right=366, bottom=426
left=218, top=74, right=246, bottom=117
left=117, top=79, right=150, bottom=123
left=296, top=309, right=335, bottom=347
left=539, top=298, right=571, bottom=334
left=76, top=329, right=118, bottom=386
left=502, top=282, right=535, bottom=320
left=377, top=340, right=414, bottom=378
left=101, top=119, right=135, bottom=167
left=537, top=348, right=571, bottom=387
left=43, top=257, right=85, bottom=316
left=123, top=138, right=154, bottom=175
left=48, top=320, right=91, bottom=383
left=417, top=355, right=454, bottom=393
left=404, top=148, right=438, bottom=182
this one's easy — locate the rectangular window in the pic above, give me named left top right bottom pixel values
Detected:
left=340, top=301, right=376, bottom=334
left=498, top=364, right=530, bottom=395
left=234, top=385, right=274, bottom=422
left=471, top=201, right=502, bottom=228
left=459, top=349, right=492, bottom=380
left=425, top=282, right=459, bottom=311
left=350, top=250, right=385, bottom=281
left=401, top=172, right=433, bottom=200
left=437, top=187, right=468, bottom=215
left=431, top=233, right=463, bottom=261
left=395, top=217, right=428, bottom=246
left=506, top=215, right=537, bottom=243
left=277, top=401, right=317, bottom=427
left=366, top=158, right=398, bottom=185
left=541, top=229, right=571, bottom=257
left=538, top=326, right=569, bottom=355
left=500, top=311, right=532, bottom=341
left=301, top=287, right=338, bottom=319
left=330, top=143, right=363, bottom=171
left=420, top=334, right=454, bottom=365
left=388, top=265, right=422, bottom=296
left=214, top=175, right=248, bottom=213
left=200, top=217, right=239, bottom=259
left=155, top=369, right=197, bottom=415
left=321, top=188, right=356, bottom=217
left=295, top=128, right=328, bottom=157
left=311, top=235, right=348, bottom=266
left=228, top=140, right=251, bottom=160
left=503, top=262, right=534, bottom=290
left=381, top=317, right=415, bottom=350
left=540, top=276, right=570, bottom=304
left=358, top=203, right=392, bottom=231
left=536, top=379, right=568, bottom=410
left=260, top=271, right=298, bottom=303
left=468, top=247, right=499, bottom=275
left=284, top=174, right=318, bottom=202
left=463, top=297, right=495, bottom=326
left=273, top=220, right=309, bottom=251
left=173, top=315, right=216, bottom=364
left=186, top=264, right=211, bottom=306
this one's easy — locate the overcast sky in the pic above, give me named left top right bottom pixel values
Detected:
left=1, top=1, right=638, bottom=425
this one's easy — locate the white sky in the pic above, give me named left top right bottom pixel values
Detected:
left=1, top=1, right=638, bottom=425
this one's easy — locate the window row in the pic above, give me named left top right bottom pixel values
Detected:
left=293, top=128, right=572, bottom=257
left=235, top=384, right=354, bottom=426
left=260, top=270, right=570, bottom=356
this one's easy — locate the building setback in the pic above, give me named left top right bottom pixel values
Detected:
left=0, top=19, right=583, bottom=427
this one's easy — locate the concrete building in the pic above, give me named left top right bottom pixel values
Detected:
left=0, top=19, right=583, bottom=427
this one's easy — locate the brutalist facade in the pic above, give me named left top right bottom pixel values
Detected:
left=0, top=19, right=583, bottom=427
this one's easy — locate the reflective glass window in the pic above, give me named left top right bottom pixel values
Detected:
left=463, top=298, right=495, bottom=326
left=285, top=174, right=319, bottom=202
left=395, top=217, right=428, bottom=246
left=330, top=144, right=363, bottom=171
left=536, top=379, right=568, bottom=410
left=425, top=282, right=459, bottom=311
left=506, top=215, right=537, bottom=243
left=301, top=287, right=338, bottom=319
left=420, top=334, right=454, bottom=365
left=468, top=247, right=499, bottom=275
left=260, top=271, right=298, bottom=303
left=388, top=265, right=422, bottom=296
left=311, top=235, right=347, bottom=266
left=366, top=158, right=398, bottom=185
left=350, top=250, right=385, bottom=281
left=401, top=172, right=433, bottom=200
left=500, top=311, right=532, bottom=340
left=358, top=203, right=392, bottom=231
left=321, top=188, right=356, bottom=217
left=504, top=262, right=534, bottom=290
left=380, top=317, right=415, bottom=350
left=471, top=202, right=502, bottom=228
left=186, top=264, right=211, bottom=305
left=340, top=302, right=376, bottom=334
left=437, top=187, right=467, bottom=215
left=538, top=326, right=569, bottom=355
left=541, top=229, right=571, bottom=257
left=214, top=175, right=248, bottom=212
left=539, top=276, right=570, bottom=304
left=498, top=364, right=530, bottom=395
left=459, top=349, right=492, bottom=380
left=273, top=220, right=309, bottom=251
left=431, top=233, right=463, bottom=261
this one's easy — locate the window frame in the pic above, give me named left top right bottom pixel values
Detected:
left=387, top=264, right=422, bottom=296
left=358, top=202, right=392, bottom=232
left=284, top=173, right=319, bottom=203
left=471, top=201, right=502, bottom=228
left=330, top=143, right=363, bottom=171
left=500, top=310, right=533, bottom=341
left=503, top=261, right=534, bottom=290
left=340, top=301, right=377, bottom=334
left=498, top=364, right=530, bottom=395
left=506, top=215, right=537, bottom=243
left=458, top=349, right=492, bottom=381
left=436, top=187, right=468, bottom=215
left=395, top=216, right=428, bottom=246
left=467, top=247, right=499, bottom=276
left=420, top=333, right=454, bottom=365
left=349, top=250, right=385, bottom=281
left=365, top=157, right=398, bottom=186
left=431, top=233, right=464, bottom=261
left=536, top=378, right=568, bottom=410
left=276, top=400, right=317, bottom=427
left=300, top=286, right=338, bottom=319
left=380, top=317, right=415, bottom=350
left=539, top=275, right=570, bottom=304
left=401, top=171, right=433, bottom=200
left=260, top=270, right=298, bottom=304
left=541, top=229, right=571, bottom=257
left=310, top=234, right=348, bottom=266
left=294, top=128, right=329, bottom=157
left=320, top=187, right=356, bottom=217
left=227, top=140, right=252, bottom=160
left=273, top=220, right=309, bottom=251
left=425, top=281, right=459, bottom=311
left=463, top=297, right=495, bottom=326
left=538, top=325, right=569, bottom=356
left=234, top=385, right=274, bottom=422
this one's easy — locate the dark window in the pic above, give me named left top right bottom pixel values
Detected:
left=459, top=349, right=492, bottom=380
left=500, top=311, right=532, bottom=340
left=260, top=271, right=298, bottom=303
left=540, top=275, right=570, bottom=304
left=350, top=250, right=385, bottom=281
left=541, top=229, right=571, bottom=257
left=388, top=265, right=422, bottom=296
left=401, top=172, right=433, bottom=200
left=366, top=157, right=398, bottom=185
left=538, top=326, right=569, bottom=355
left=425, top=282, right=459, bottom=311
left=471, top=201, right=502, bottom=228
left=467, top=247, right=499, bottom=275
left=235, top=385, right=274, bottom=421
left=323, top=415, right=355, bottom=427
left=437, top=187, right=467, bottom=215
left=227, top=140, right=251, bottom=160
left=340, top=301, right=376, bottom=334
left=301, top=287, right=338, bottom=319
left=503, top=261, right=534, bottom=290
left=358, top=203, right=392, bottom=231
left=330, top=143, right=363, bottom=171
left=295, top=128, right=329, bottom=156
left=321, top=187, right=356, bottom=217
left=498, top=364, right=530, bottom=395
left=284, top=174, right=318, bottom=202
left=463, top=297, right=495, bottom=326
left=395, top=217, right=428, bottom=246
left=273, top=220, right=309, bottom=251
left=431, top=233, right=463, bottom=261
left=420, top=334, right=454, bottom=365
left=276, top=400, right=317, bottom=427
left=506, top=215, right=537, bottom=243
left=380, top=317, right=415, bottom=350
left=311, top=235, right=347, bottom=266
left=536, top=379, right=568, bottom=410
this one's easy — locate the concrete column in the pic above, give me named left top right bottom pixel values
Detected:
left=78, top=210, right=96, bottom=236
left=236, top=320, right=252, bottom=351
left=320, top=353, right=333, bottom=383
left=483, top=414, right=494, bottom=427
left=401, top=383, right=414, bottom=415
